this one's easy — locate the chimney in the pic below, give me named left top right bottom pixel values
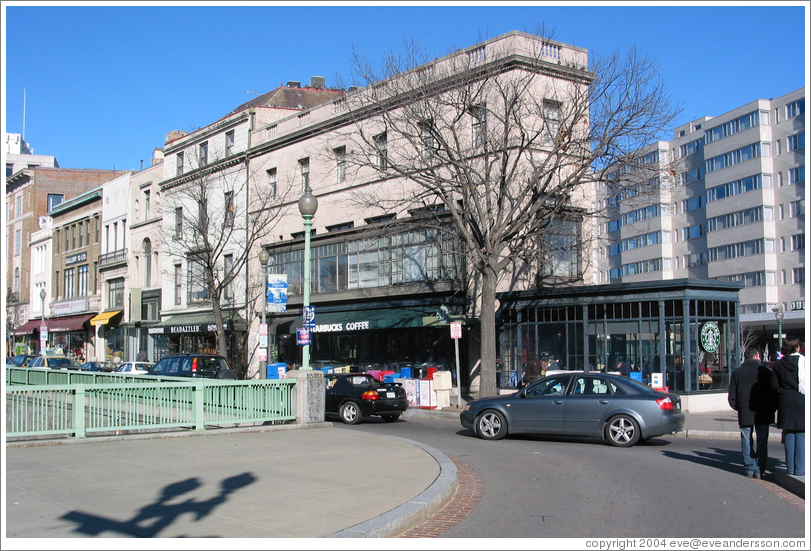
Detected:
left=165, top=130, right=188, bottom=145
left=152, top=148, right=165, bottom=165
left=310, top=76, right=326, bottom=89
left=287, top=80, right=301, bottom=88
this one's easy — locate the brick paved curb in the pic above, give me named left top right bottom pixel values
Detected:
left=400, top=459, right=483, bottom=538
left=326, top=437, right=458, bottom=538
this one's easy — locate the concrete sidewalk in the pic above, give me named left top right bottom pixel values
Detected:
left=4, top=407, right=804, bottom=540
left=5, top=424, right=456, bottom=539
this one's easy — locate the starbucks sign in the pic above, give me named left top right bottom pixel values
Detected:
left=700, top=321, right=721, bottom=353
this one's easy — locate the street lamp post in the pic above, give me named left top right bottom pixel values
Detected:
left=258, top=249, right=270, bottom=378
left=298, top=184, right=318, bottom=371
left=39, top=289, right=47, bottom=354
left=773, top=305, right=785, bottom=354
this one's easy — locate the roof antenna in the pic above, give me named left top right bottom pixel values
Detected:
left=23, top=86, right=26, bottom=141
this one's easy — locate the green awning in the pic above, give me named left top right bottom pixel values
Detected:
left=149, top=312, right=247, bottom=336
left=286, top=307, right=446, bottom=334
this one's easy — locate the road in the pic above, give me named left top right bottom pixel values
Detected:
left=334, top=411, right=805, bottom=539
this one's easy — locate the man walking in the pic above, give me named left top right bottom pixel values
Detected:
left=728, top=348, right=776, bottom=479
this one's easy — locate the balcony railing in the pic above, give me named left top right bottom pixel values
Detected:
left=99, top=248, right=128, bottom=267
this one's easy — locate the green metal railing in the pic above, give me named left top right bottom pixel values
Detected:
left=6, top=367, right=296, bottom=439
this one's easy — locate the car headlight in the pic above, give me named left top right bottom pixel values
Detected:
left=463, top=405, right=470, bottom=412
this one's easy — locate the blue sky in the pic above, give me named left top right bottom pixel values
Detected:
left=3, top=3, right=808, bottom=172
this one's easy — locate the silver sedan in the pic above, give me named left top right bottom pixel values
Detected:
left=460, top=372, right=684, bottom=447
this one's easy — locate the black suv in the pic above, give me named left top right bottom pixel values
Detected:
left=149, top=354, right=237, bottom=379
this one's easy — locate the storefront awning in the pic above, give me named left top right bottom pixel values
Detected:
left=285, top=307, right=449, bottom=334
left=148, top=312, right=247, bottom=336
left=46, top=314, right=95, bottom=333
left=90, top=310, right=123, bottom=326
left=12, top=319, right=45, bottom=336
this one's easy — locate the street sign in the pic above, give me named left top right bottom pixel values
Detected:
left=303, top=306, right=316, bottom=328
left=450, top=321, right=462, bottom=339
left=297, top=327, right=311, bottom=345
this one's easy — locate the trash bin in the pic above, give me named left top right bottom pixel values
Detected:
left=266, top=362, right=287, bottom=379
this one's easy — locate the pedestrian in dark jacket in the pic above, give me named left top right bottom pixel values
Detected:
left=771, top=338, right=805, bottom=476
left=728, top=348, right=777, bottom=478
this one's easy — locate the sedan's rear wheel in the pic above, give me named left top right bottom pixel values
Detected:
left=475, top=410, right=507, bottom=440
left=606, top=414, right=640, bottom=447
left=339, top=402, right=362, bottom=425
left=380, top=414, right=400, bottom=423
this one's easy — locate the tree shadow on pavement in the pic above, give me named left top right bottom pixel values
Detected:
left=61, top=472, right=256, bottom=537
left=661, top=446, right=743, bottom=476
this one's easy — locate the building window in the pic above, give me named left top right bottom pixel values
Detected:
left=14, top=229, right=21, bottom=256
left=174, top=207, right=183, bottom=239
left=786, top=99, right=805, bottom=119
left=299, top=158, right=310, bottom=190
left=78, top=265, right=89, bottom=297
left=375, top=133, right=388, bottom=170
left=225, top=130, right=235, bottom=156
left=64, top=268, right=76, bottom=299
left=543, top=100, right=562, bottom=142
left=419, top=121, right=436, bottom=160
left=174, top=264, right=182, bottom=305
left=187, top=260, right=210, bottom=303
left=790, top=200, right=805, bottom=218
left=199, top=141, right=208, bottom=165
left=47, top=194, right=64, bottom=211
left=108, top=277, right=125, bottom=309
left=334, top=146, right=346, bottom=183
left=683, top=224, right=705, bottom=240
left=776, top=139, right=782, bottom=156
left=144, top=190, right=151, bottom=220
left=224, top=254, right=234, bottom=301
left=16, top=195, right=23, bottom=217
left=95, top=215, right=100, bottom=243
left=14, top=268, right=20, bottom=294
left=787, top=132, right=805, bottom=152
left=791, top=234, right=805, bottom=251
left=789, top=166, right=805, bottom=184
left=470, top=105, right=487, bottom=148
left=267, top=168, right=277, bottom=198
left=143, top=239, right=152, bottom=288
left=71, top=224, right=76, bottom=250
left=793, top=267, right=805, bottom=284
left=224, top=191, right=235, bottom=228
left=177, top=151, right=184, bottom=175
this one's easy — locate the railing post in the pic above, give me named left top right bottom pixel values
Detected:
left=193, top=382, right=205, bottom=431
left=74, top=384, right=86, bottom=438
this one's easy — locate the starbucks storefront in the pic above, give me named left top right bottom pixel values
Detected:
left=496, top=279, right=743, bottom=395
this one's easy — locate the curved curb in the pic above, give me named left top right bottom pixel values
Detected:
left=326, top=436, right=459, bottom=538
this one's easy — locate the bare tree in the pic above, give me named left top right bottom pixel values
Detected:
left=161, top=146, right=291, bottom=377
left=333, top=30, right=682, bottom=397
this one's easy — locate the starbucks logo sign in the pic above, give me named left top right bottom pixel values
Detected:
left=700, top=321, right=721, bottom=353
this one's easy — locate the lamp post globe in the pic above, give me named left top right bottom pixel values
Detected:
left=298, top=186, right=318, bottom=217
left=772, top=305, right=785, bottom=351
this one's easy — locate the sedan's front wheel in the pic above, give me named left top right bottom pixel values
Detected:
left=475, top=410, right=507, bottom=440
left=606, top=414, right=640, bottom=447
left=339, top=402, right=362, bottom=425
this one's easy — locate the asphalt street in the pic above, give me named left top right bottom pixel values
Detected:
left=342, top=410, right=806, bottom=539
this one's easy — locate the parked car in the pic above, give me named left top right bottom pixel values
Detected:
left=29, top=356, right=80, bottom=370
left=78, top=361, right=115, bottom=372
left=11, top=354, right=40, bottom=367
left=325, top=373, right=409, bottom=425
left=112, top=362, right=155, bottom=375
left=148, top=354, right=237, bottom=379
left=460, top=372, right=684, bottom=447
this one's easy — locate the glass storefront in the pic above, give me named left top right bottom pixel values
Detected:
left=497, top=280, right=742, bottom=394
